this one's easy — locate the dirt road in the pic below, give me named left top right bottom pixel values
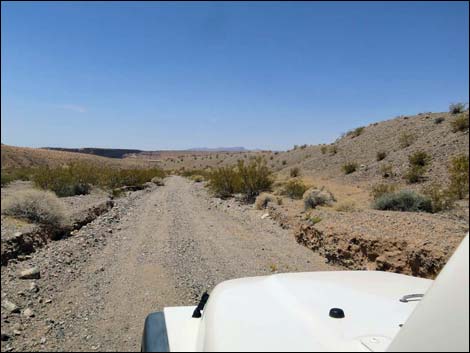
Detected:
left=2, top=176, right=334, bottom=352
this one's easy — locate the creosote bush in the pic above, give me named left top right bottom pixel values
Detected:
left=1, top=189, right=67, bottom=227
left=32, top=162, right=165, bottom=197
left=373, top=190, right=432, bottom=213
left=342, top=162, right=358, bottom=174
left=370, top=183, right=397, bottom=200
left=399, top=132, right=416, bottom=148
left=208, top=157, right=272, bottom=201
left=449, top=102, right=467, bottom=115
left=450, top=112, right=469, bottom=133
left=289, top=167, right=301, bottom=178
left=409, top=151, right=431, bottom=167
left=282, top=179, right=307, bottom=199
left=422, top=183, right=454, bottom=213
left=447, top=154, right=469, bottom=199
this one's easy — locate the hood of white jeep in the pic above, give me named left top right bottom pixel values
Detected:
left=195, top=271, right=432, bottom=352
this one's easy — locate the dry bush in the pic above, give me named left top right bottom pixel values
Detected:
left=370, top=183, right=397, bottom=200
left=409, top=151, right=431, bottom=167
left=329, top=145, right=338, bottom=155
left=449, top=102, right=467, bottom=115
left=289, top=167, right=301, bottom=178
left=404, top=166, right=425, bottom=184
left=422, top=183, right=454, bottom=213
left=373, top=190, right=432, bottom=213
left=399, top=132, right=415, bottom=148
left=348, top=126, right=365, bottom=138
left=450, top=112, right=469, bottom=133
left=303, top=187, right=335, bottom=210
left=320, top=146, right=328, bottom=155
left=376, top=151, right=387, bottom=161
left=254, top=192, right=275, bottom=210
left=190, top=175, right=204, bottom=182
left=380, top=164, right=393, bottom=178
left=282, top=179, right=307, bottom=199
left=1, top=189, right=67, bottom=227
left=334, top=200, right=357, bottom=212
left=342, top=162, right=358, bottom=174
left=447, top=154, right=469, bottom=199
left=434, top=117, right=445, bottom=124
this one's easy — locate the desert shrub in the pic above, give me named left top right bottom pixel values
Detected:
left=422, top=183, right=454, bottom=213
left=404, top=165, right=425, bottom=184
left=190, top=175, right=204, bottom=182
left=151, top=176, right=165, bottom=186
left=237, top=157, right=273, bottom=200
left=334, top=200, right=357, bottom=212
left=329, top=145, right=338, bottom=155
left=303, top=188, right=335, bottom=210
left=342, top=162, right=358, bottom=174
left=282, top=179, right=307, bottom=199
left=409, top=151, right=431, bottom=167
left=450, top=112, right=469, bottom=133
left=1, top=168, right=35, bottom=187
left=370, top=183, right=397, bottom=200
left=282, top=160, right=287, bottom=165
left=434, top=117, right=445, bottom=124
left=373, top=190, right=432, bottom=213
left=32, top=163, right=165, bottom=196
left=380, top=164, right=394, bottom=178
left=1, top=189, right=67, bottom=227
left=289, top=167, right=301, bottom=178
left=254, top=192, right=275, bottom=210
left=320, top=146, right=328, bottom=154
left=1, top=172, right=15, bottom=187
left=300, top=144, right=307, bottom=149
left=376, top=151, right=387, bottom=161
left=449, top=102, right=467, bottom=115
left=447, top=154, right=469, bottom=199
left=399, top=132, right=415, bottom=148
left=348, top=126, right=365, bottom=138
left=208, top=166, right=241, bottom=198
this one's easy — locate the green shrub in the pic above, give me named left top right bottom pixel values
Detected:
left=404, top=165, right=425, bottom=184
left=32, top=163, right=165, bottom=197
left=208, top=166, right=241, bottom=198
left=342, top=162, right=358, bottom=174
left=1, top=189, right=67, bottom=227
left=1, top=172, right=15, bottom=187
left=289, top=167, right=301, bottom=178
left=1, top=168, right=35, bottom=187
left=282, top=179, right=307, bottom=199
left=447, top=154, right=469, bottom=199
left=409, top=151, right=431, bottom=167
left=399, top=132, right=415, bottom=148
left=348, top=126, right=365, bottom=138
left=320, top=146, right=328, bottom=154
left=380, top=164, right=393, bottom=178
left=450, top=112, right=469, bottom=133
left=237, top=157, right=273, bottom=200
left=370, top=183, right=397, bottom=200
left=422, top=183, right=454, bottom=213
left=376, top=151, right=387, bottom=161
left=449, top=102, right=467, bottom=115
left=373, top=190, right=432, bottom=213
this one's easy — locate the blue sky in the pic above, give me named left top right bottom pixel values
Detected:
left=1, top=1, right=468, bottom=150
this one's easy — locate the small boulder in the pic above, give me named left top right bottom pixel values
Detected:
left=19, top=267, right=40, bottom=280
left=2, top=300, right=20, bottom=313
left=22, top=308, right=35, bottom=318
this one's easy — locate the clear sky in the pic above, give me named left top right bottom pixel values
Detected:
left=1, top=1, right=468, bottom=151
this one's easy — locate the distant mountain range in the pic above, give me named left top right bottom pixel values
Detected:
left=42, top=146, right=250, bottom=159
